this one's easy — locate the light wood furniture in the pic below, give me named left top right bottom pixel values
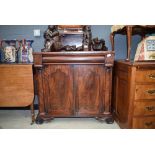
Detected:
left=33, top=51, right=115, bottom=124
left=110, top=25, right=155, bottom=61
left=113, top=60, right=155, bottom=128
left=0, top=64, right=35, bottom=124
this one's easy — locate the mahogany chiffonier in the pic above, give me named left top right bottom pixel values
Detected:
left=33, top=51, right=115, bottom=124
left=0, top=64, right=35, bottom=124
left=113, top=60, right=155, bottom=128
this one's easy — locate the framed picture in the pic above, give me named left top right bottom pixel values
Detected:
left=146, top=40, right=155, bottom=51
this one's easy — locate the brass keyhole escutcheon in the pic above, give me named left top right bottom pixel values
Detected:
left=148, top=74, right=155, bottom=79
left=146, top=89, right=155, bottom=95
left=145, top=106, right=155, bottom=112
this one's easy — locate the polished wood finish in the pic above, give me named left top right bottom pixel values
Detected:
left=43, top=65, right=73, bottom=116
left=75, top=65, right=104, bottom=116
left=133, top=117, right=155, bottom=129
left=134, top=101, right=155, bottom=116
left=113, top=60, right=155, bottom=128
left=0, top=64, right=35, bottom=124
left=33, top=51, right=114, bottom=124
left=110, top=25, right=155, bottom=61
left=136, top=70, right=155, bottom=82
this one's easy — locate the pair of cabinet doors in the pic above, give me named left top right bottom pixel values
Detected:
left=40, top=64, right=107, bottom=117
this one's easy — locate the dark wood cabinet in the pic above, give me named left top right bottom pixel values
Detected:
left=33, top=51, right=114, bottom=124
left=113, top=60, right=155, bottom=128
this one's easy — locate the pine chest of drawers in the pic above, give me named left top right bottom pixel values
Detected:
left=113, top=60, right=155, bottom=129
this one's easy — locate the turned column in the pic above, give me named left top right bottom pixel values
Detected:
left=36, top=67, right=45, bottom=115
left=104, top=66, right=112, bottom=114
left=126, top=26, right=132, bottom=61
left=110, top=33, right=115, bottom=51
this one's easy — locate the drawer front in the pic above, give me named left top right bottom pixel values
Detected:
left=134, top=101, right=155, bottom=116
left=135, top=84, right=155, bottom=100
left=132, top=117, right=155, bottom=129
left=136, top=70, right=155, bottom=83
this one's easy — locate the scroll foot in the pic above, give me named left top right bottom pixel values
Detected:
left=95, top=116, right=114, bottom=124
left=35, top=116, right=44, bottom=124
left=105, top=117, right=114, bottom=124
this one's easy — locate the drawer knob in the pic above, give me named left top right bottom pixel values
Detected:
left=145, top=106, right=155, bottom=111
left=145, top=122, right=153, bottom=127
left=146, top=89, right=155, bottom=95
left=148, top=74, right=155, bottom=79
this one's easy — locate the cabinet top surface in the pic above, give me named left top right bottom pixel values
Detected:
left=115, top=60, right=155, bottom=66
left=33, top=51, right=114, bottom=55
left=0, top=63, right=33, bottom=66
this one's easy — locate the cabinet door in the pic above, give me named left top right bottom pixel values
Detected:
left=75, top=65, right=105, bottom=116
left=42, top=65, right=73, bottom=116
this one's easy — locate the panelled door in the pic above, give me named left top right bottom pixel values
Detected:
left=74, top=65, right=105, bottom=116
left=42, top=64, right=105, bottom=117
left=42, top=65, right=74, bottom=116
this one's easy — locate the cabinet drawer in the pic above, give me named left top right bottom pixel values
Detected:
left=132, top=116, right=155, bottom=129
left=136, top=70, right=155, bottom=83
left=134, top=101, right=155, bottom=116
left=135, top=84, right=155, bottom=100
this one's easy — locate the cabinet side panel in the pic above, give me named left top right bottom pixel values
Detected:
left=113, top=63, right=130, bottom=128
